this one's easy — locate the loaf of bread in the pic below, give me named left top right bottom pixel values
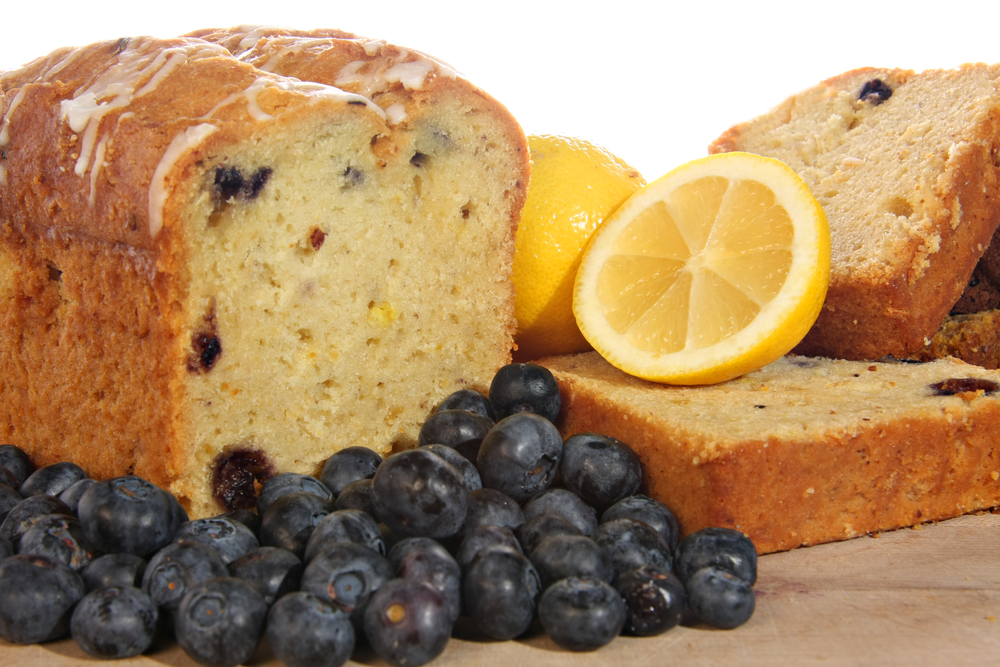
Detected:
left=709, top=65, right=1000, bottom=361
left=0, top=30, right=528, bottom=517
left=539, top=351, right=1000, bottom=554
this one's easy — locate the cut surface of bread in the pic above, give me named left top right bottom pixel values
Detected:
left=539, top=351, right=1000, bottom=554
left=0, top=31, right=528, bottom=517
left=710, top=65, right=1000, bottom=361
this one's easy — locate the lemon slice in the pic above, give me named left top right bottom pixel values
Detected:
left=573, top=152, right=830, bottom=385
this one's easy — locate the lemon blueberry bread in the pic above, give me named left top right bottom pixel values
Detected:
left=539, top=351, right=1000, bottom=554
left=709, top=65, right=1000, bottom=361
left=0, top=31, right=528, bottom=517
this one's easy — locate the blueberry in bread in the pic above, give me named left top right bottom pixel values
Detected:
left=0, top=30, right=528, bottom=517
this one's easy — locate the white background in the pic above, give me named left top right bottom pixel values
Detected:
left=2, top=1, right=998, bottom=182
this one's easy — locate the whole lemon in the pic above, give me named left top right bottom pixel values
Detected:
left=512, top=135, right=645, bottom=361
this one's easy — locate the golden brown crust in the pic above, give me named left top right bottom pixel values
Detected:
left=912, top=310, right=1000, bottom=368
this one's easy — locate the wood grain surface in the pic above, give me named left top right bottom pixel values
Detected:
left=3, top=512, right=998, bottom=666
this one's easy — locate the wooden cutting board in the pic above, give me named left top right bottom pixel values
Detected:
left=3, top=511, right=999, bottom=666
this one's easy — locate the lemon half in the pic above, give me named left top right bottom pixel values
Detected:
left=573, top=152, right=830, bottom=385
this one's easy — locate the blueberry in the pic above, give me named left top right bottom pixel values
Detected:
left=476, top=413, right=562, bottom=503
left=460, top=488, right=525, bottom=535
left=560, top=433, right=642, bottom=512
left=333, top=478, right=376, bottom=516
left=0, top=494, right=72, bottom=546
left=0, top=535, right=11, bottom=560
left=537, top=578, right=626, bottom=651
left=674, top=526, right=757, bottom=585
left=455, top=525, right=523, bottom=571
left=522, top=488, right=598, bottom=536
left=0, top=445, right=34, bottom=486
left=82, top=553, right=148, bottom=592
left=0, top=483, right=20, bottom=524
left=257, top=472, right=333, bottom=516
left=489, top=363, right=561, bottom=422
left=17, top=513, right=96, bottom=571
left=364, top=579, right=452, bottom=666
left=319, top=446, right=383, bottom=497
left=300, top=542, right=394, bottom=627
left=0, top=554, right=85, bottom=643
left=175, top=577, right=268, bottom=667
left=266, top=592, right=355, bottom=667
left=859, top=78, right=892, bottom=104
left=222, top=508, right=261, bottom=537
left=175, top=516, right=259, bottom=564
left=602, top=495, right=680, bottom=551
left=420, top=443, right=482, bottom=492
left=462, top=545, right=540, bottom=640
left=592, top=518, right=672, bottom=580
left=303, top=509, right=385, bottom=563
left=58, top=478, right=96, bottom=515
left=685, top=565, right=755, bottom=629
left=0, top=466, right=18, bottom=491
left=387, top=537, right=442, bottom=571
left=529, top=535, right=614, bottom=588
left=372, top=449, right=468, bottom=539
left=259, top=491, right=331, bottom=558
left=141, top=541, right=228, bottom=614
left=395, top=539, right=461, bottom=623
left=418, top=409, right=494, bottom=453
left=70, top=585, right=158, bottom=659
left=19, top=461, right=88, bottom=498
left=229, top=546, right=303, bottom=606
left=615, top=564, right=686, bottom=636
left=78, top=476, right=185, bottom=557
left=435, top=388, right=496, bottom=421
left=516, top=513, right=583, bottom=555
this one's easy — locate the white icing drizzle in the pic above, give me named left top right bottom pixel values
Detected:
left=0, top=87, right=27, bottom=148
left=382, top=59, right=436, bottom=91
left=363, top=40, right=385, bottom=56
left=148, top=123, right=217, bottom=238
left=335, top=54, right=458, bottom=97
left=88, top=133, right=109, bottom=205
left=257, top=37, right=333, bottom=72
left=384, top=103, right=407, bottom=125
left=239, top=76, right=384, bottom=121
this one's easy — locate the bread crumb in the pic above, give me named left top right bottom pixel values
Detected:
left=991, top=471, right=999, bottom=481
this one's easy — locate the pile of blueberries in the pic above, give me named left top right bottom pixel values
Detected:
left=0, top=363, right=757, bottom=667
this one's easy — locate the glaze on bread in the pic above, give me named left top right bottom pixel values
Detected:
left=0, top=31, right=528, bottom=517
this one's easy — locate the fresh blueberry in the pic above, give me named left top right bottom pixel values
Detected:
left=592, top=518, right=672, bottom=580
left=222, top=508, right=261, bottom=537
left=674, top=527, right=758, bottom=585
left=259, top=491, right=331, bottom=558
left=70, top=585, right=158, bottom=658
left=460, top=488, right=524, bottom=535
left=175, top=516, right=259, bottom=564
left=0, top=467, right=18, bottom=491
left=229, top=546, right=303, bottom=606
left=602, top=495, right=680, bottom=551
left=489, top=363, right=561, bottom=422
left=58, top=478, right=96, bottom=515
left=16, top=513, right=96, bottom=571
left=387, top=537, right=442, bottom=571
left=462, top=545, right=540, bottom=640
left=456, top=525, right=523, bottom=571
left=0, top=535, right=11, bottom=560
left=537, top=578, right=626, bottom=651
left=303, top=509, right=385, bottom=563
left=0, top=494, right=72, bottom=546
left=320, top=446, right=383, bottom=497
left=686, top=565, right=755, bottom=629
left=529, top=535, right=614, bottom=588
left=522, top=488, right=598, bottom=536
left=364, top=578, right=452, bottom=666
left=372, top=449, right=468, bottom=539
left=418, top=409, right=494, bottom=455
left=435, top=388, right=496, bottom=421
left=81, top=553, right=148, bottom=592
left=175, top=577, right=268, bottom=667
left=141, top=541, right=228, bottom=614
left=477, top=413, right=562, bottom=503
left=333, top=478, right=376, bottom=516
left=300, top=542, right=394, bottom=627
left=0, top=483, right=20, bottom=524
left=421, top=444, right=482, bottom=492
left=257, top=472, right=333, bottom=516
left=516, top=513, right=583, bottom=555
left=77, top=476, right=185, bottom=557
left=0, top=554, right=85, bottom=643
left=19, top=462, right=88, bottom=498
left=0, top=445, right=34, bottom=486
left=266, top=592, right=355, bottom=667
left=395, top=539, right=461, bottom=623
left=560, top=433, right=642, bottom=512
left=615, top=564, right=686, bottom=636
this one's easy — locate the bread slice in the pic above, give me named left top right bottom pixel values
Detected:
left=0, top=32, right=528, bottom=517
left=538, top=351, right=1000, bottom=554
left=709, top=65, right=1000, bottom=361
